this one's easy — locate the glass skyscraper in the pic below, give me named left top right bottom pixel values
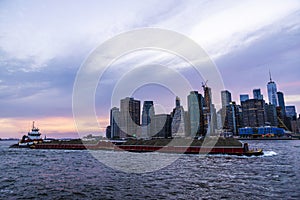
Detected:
left=188, top=91, right=204, bottom=137
left=120, top=97, right=140, bottom=138
left=240, top=94, right=249, bottom=104
left=267, top=72, right=278, bottom=106
left=221, top=90, right=232, bottom=108
left=142, top=101, right=154, bottom=137
left=277, top=91, right=286, bottom=117
left=253, top=89, right=263, bottom=100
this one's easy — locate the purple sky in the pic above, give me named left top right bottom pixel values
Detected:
left=0, top=0, right=300, bottom=138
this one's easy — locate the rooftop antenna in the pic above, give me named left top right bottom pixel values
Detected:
left=269, top=69, right=272, bottom=82
left=202, top=80, right=208, bottom=90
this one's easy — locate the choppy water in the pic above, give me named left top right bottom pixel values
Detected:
left=0, top=140, right=299, bottom=199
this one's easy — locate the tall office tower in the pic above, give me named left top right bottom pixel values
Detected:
left=151, top=114, right=172, bottom=138
left=253, top=89, right=263, bottom=100
left=240, top=94, right=249, bottom=104
left=141, top=101, right=154, bottom=138
left=223, top=102, right=242, bottom=136
left=120, top=97, right=140, bottom=138
left=221, top=90, right=232, bottom=108
left=286, top=106, right=297, bottom=120
left=175, top=96, right=180, bottom=107
left=203, top=85, right=212, bottom=111
left=171, top=96, right=186, bottom=137
left=188, top=91, right=204, bottom=137
left=267, top=71, right=278, bottom=106
left=202, top=83, right=215, bottom=135
left=241, top=99, right=266, bottom=127
left=220, top=90, right=232, bottom=132
left=277, top=91, right=286, bottom=117
left=110, top=107, right=120, bottom=139
left=265, top=103, right=278, bottom=126
left=216, top=109, right=223, bottom=130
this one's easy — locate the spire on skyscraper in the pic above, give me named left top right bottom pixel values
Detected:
left=269, top=69, right=272, bottom=82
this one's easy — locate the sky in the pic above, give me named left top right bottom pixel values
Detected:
left=0, top=0, right=300, bottom=138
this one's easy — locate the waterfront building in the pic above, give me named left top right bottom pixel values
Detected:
left=241, top=99, right=266, bottom=127
left=265, top=103, right=278, bottom=127
left=223, top=102, right=242, bottom=135
left=240, top=94, right=249, bottom=104
left=286, top=105, right=297, bottom=120
left=221, top=90, right=232, bottom=108
left=120, top=97, right=140, bottom=138
left=277, top=91, right=286, bottom=117
left=151, top=114, right=172, bottom=138
left=203, top=84, right=216, bottom=135
left=253, top=89, right=263, bottom=100
left=184, top=111, right=190, bottom=137
left=110, top=107, right=120, bottom=139
left=216, top=109, right=223, bottom=130
left=291, top=116, right=300, bottom=133
left=239, top=127, right=284, bottom=138
left=141, top=101, right=155, bottom=138
left=187, top=91, right=204, bottom=137
left=171, top=96, right=187, bottom=137
left=267, top=71, right=278, bottom=106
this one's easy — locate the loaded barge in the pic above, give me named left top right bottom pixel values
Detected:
left=9, top=122, right=263, bottom=156
left=11, top=137, right=263, bottom=156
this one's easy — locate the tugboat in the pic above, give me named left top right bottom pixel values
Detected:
left=17, top=121, right=43, bottom=147
left=242, top=143, right=263, bottom=156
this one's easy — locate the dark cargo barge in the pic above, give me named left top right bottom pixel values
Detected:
left=12, top=137, right=263, bottom=156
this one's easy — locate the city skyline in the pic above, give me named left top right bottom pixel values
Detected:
left=0, top=1, right=300, bottom=138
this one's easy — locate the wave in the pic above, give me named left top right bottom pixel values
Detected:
left=262, top=151, right=277, bottom=157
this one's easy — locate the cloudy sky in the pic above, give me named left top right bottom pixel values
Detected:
left=0, top=0, right=299, bottom=138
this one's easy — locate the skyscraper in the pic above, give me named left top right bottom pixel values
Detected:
left=267, top=71, right=278, bottom=106
left=120, top=97, right=140, bottom=138
left=221, top=90, right=232, bottom=108
left=151, top=114, right=172, bottom=138
left=240, top=94, right=249, bottom=104
left=203, top=85, right=212, bottom=111
left=187, top=91, right=204, bottom=137
left=171, top=96, right=186, bottom=137
left=265, top=103, right=278, bottom=126
left=110, top=107, right=120, bottom=138
left=241, top=99, right=266, bottom=127
left=223, top=102, right=242, bottom=135
left=277, top=91, right=286, bottom=117
left=141, top=101, right=154, bottom=138
left=286, top=106, right=297, bottom=120
left=202, top=84, right=216, bottom=135
left=253, top=89, right=263, bottom=100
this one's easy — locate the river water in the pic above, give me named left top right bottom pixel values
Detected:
left=0, top=140, right=299, bottom=199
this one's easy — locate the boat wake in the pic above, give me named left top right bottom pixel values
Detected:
left=262, top=151, right=277, bottom=157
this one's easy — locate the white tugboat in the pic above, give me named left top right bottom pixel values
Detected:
left=18, top=121, right=43, bottom=147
